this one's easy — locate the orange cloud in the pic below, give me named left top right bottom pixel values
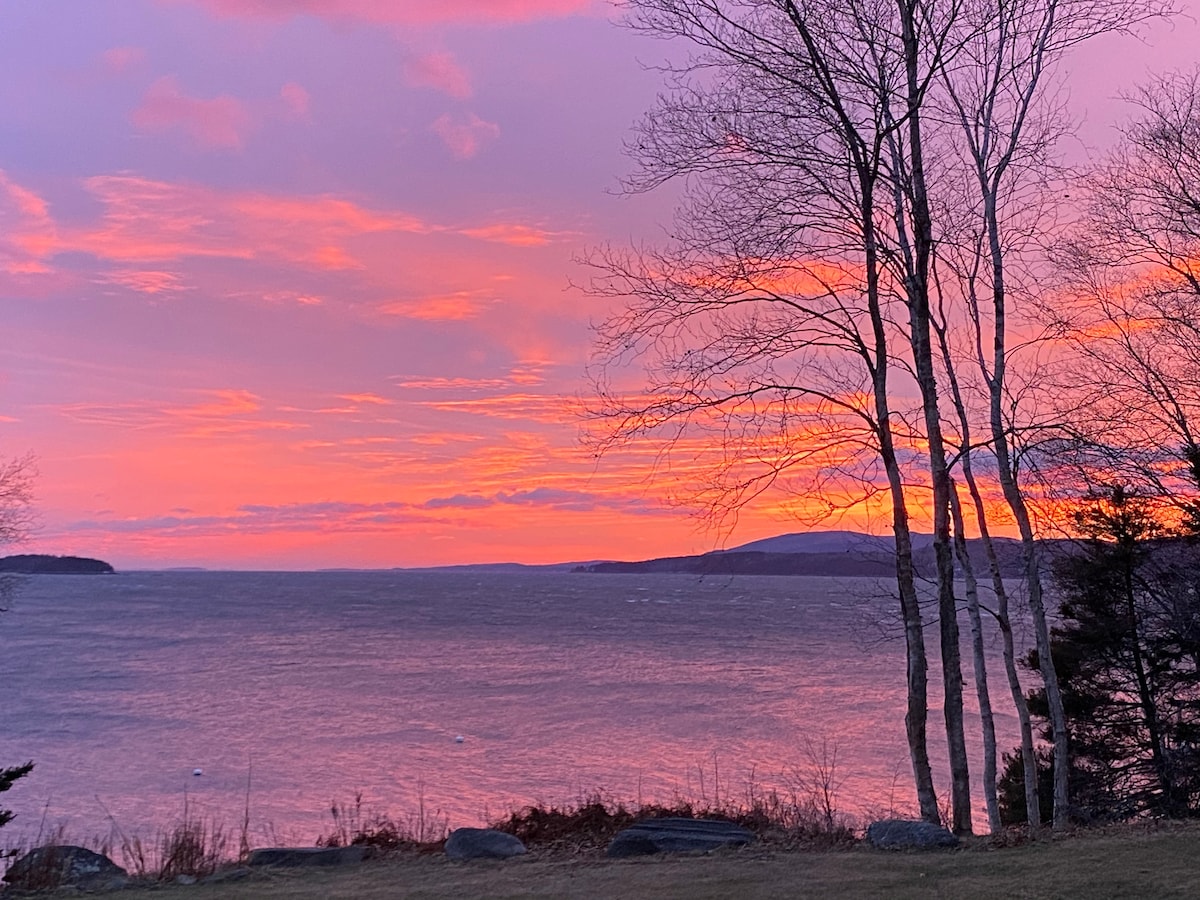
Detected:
left=180, top=0, right=599, bottom=27
left=74, top=175, right=430, bottom=270
left=417, top=392, right=575, bottom=424
left=0, top=172, right=564, bottom=290
left=131, top=75, right=253, bottom=150
left=378, top=289, right=496, bottom=320
left=56, top=389, right=304, bottom=437
left=430, top=112, right=500, bottom=160
left=404, top=51, right=472, bottom=99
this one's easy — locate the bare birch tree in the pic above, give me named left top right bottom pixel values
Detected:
left=588, top=0, right=1170, bottom=832
left=1051, top=70, right=1200, bottom=512
left=0, top=452, right=36, bottom=831
left=929, top=0, right=1172, bottom=830
left=0, top=453, right=36, bottom=613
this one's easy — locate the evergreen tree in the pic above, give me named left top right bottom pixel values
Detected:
left=0, top=761, right=32, bottom=831
left=1003, top=487, right=1200, bottom=822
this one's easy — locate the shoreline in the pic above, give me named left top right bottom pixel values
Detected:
left=10, top=821, right=1200, bottom=900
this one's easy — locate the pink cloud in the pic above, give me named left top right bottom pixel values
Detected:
left=104, top=269, right=187, bottom=295
left=430, top=112, right=500, bottom=160
left=180, top=0, right=599, bottom=26
left=403, top=52, right=472, bottom=99
left=417, top=392, right=575, bottom=424
left=131, top=75, right=252, bottom=150
left=280, top=82, right=311, bottom=120
left=458, top=223, right=562, bottom=246
left=74, top=175, right=431, bottom=270
left=56, top=389, right=305, bottom=437
left=101, top=46, right=145, bottom=74
left=6, top=172, right=570, bottom=293
left=260, top=291, right=323, bottom=305
left=0, top=171, right=58, bottom=275
left=378, top=289, right=494, bottom=320
left=337, top=393, right=393, bottom=406
left=393, top=363, right=546, bottom=390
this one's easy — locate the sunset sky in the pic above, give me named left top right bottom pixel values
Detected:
left=4, top=0, right=1199, bottom=570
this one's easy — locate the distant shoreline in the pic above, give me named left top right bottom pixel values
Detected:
left=0, top=554, right=114, bottom=575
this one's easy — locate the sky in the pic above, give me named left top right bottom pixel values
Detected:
left=2, top=1, right=1199, bottom=570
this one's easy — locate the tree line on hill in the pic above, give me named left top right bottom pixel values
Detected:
left=0, top=555, right=114, bottom=575
left=585, top=0, right=1200, bottom=833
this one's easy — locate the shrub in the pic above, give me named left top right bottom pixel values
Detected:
left=317, top=791, right=449, bottom=851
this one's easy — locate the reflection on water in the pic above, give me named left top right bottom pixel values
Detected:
left=0, top=571, right=1013, bottom=841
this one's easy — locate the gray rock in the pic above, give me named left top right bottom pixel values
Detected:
left=247, top=846, right=369, bottom=867
left=444, top=828, right=527, bottom=860
left=175, top=873, right=198, bottom=885
left=2, top=845, right=127, bottom=890
left=865, top=819, right=960, bottom=850
left=607, top=818, right=756, bottom=858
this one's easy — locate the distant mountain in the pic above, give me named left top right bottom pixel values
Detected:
left=575, top=530, right=1031, bottom=578
left=0, top=554, right=115, bottom=575
left=576, top=549, right=897, bottom=577
left=728, top=530, right=914, bottom=555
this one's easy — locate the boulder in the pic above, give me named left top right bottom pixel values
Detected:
left=607, top=818, right=756, bottom=858
left=865, top=819, right=960, bottom=850
left=247, top=846, right=369, bottom=867
left=444, top=828, right=527, bottom=860
left=3, top=845, right=127, bottom=890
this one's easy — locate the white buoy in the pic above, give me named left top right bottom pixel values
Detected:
left=454, top=735, right=465, bottom=744
left=192, top=768, right=203, bottom=776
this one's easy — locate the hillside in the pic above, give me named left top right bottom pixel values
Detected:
left=576, top=531, right=1030, bottom=577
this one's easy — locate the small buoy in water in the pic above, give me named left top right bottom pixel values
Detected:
left=454, top=735, right=465, bottom=744
left=192, top=768, right=203, bottom=777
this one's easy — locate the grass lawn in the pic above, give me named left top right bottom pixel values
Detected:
left=98, top=823, right=1200, bottom=900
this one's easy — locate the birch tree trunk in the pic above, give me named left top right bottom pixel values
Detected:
left=949, top=481, right=1002, bottom=831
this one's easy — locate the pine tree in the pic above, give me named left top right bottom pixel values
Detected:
left=0, top=761, right=33, bottom=831
left=1004, top=487, right=1200, bottom=821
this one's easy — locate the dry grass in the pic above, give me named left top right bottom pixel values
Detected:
left=486, top=790, right=856, bottom=854
left=487, top=746, right=858, bottom=854
left=98, top=821, right=1200, bottom=900
left=2, top=796, right=243, bottom=888
left=105, top=794, right=242, bottom=881
left=317, top=789, right=449, bottom=852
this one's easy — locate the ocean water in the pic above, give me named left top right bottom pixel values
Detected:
left=0, top=570, right=1013, bottom=843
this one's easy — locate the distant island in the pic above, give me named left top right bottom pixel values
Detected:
left=574, top=530, right=1030, bottom=578
left=0, top=554, right=115, bottom=574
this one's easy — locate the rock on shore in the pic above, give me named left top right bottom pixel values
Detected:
left=3, top=845, right=127, bottom=890
left=865, top=819, right=959, bottom=850
left=607, top=818, right=756, bottom=857
left=445, top=828, right=527, bottom=860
